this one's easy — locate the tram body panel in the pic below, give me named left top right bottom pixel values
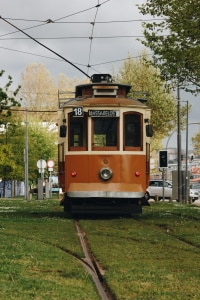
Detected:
left=64, top=153, right=147, bottom=198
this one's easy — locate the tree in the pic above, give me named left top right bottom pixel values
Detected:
left=0, top=71, right=22, bottom=192
left=115, top=54, right=178, bottom=151
left=0, top=116, right=57, bottom=184
left=18, top=64, right=57, bottom=123
left=0, top=70, right=21, bottom=120
left=138, top=0, right=200, bottom=93
left=28, top=123, right=57, bottom=183
left=191, top=133, right=200, bottom=156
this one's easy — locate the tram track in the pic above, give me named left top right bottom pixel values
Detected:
left=2, top=226, right=116, bottom=299
left=131, top=214, right=200, bottom=251
left=75, top=220, right=116, bottom=300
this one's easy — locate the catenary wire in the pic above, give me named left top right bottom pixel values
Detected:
left=0, top=1, right=110, bottom=38
left=0, top=16, right=91, bottom=79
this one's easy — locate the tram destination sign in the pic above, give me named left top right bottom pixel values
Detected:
left=88, top=110, right=120, bottom=117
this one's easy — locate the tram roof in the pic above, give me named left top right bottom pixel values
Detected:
left=75, top=82, right=131, bottom=98
left=61, top=96, right=147, bottom=108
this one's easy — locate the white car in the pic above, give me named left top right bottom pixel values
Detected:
left=145, top=180, right=173, bottom=200
left=145, top=180, right=199, bottom=201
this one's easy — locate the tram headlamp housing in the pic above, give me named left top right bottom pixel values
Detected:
left=99, top=167, right=113, bottom=181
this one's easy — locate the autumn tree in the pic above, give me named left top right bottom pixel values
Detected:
left=18, top=64, right=57, bottom=123
left=138, top=0, right=200, bottom=93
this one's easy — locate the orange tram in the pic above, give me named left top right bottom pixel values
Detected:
left=57, top=74, right=153, bottom=215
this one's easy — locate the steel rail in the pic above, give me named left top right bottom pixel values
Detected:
left=75, top=220, right=116, bottom=300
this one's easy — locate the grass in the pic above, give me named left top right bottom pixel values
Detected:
left=80, top=202, right=200, bottom=300
left=0, top=199, right=99, bottom=300
left=1, top=199, right=200, bottom=299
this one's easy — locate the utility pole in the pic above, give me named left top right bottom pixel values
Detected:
left=24, top=109, right=29, bottom=200
left=177, top=86, right=182, bottom=202
left=185, top=101, right=189, bottom=203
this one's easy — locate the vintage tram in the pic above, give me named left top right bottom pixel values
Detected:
left=57, top=74, right=153, bottom=214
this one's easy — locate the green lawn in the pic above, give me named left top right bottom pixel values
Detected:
left=0, top=199, right=200, bottom=299
left=0, top=199, right=99, bottom=300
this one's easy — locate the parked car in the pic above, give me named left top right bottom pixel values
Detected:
left=190, top=183, right=200, bottom=201
left=145, top=179, right=199, bottom=201
left=145, top=180, right=173, bottom=200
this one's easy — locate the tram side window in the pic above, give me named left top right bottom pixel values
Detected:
left=93, top=117, right=118, bottom=148
left=69, top=114, right=87, bottom=149
left=124, top=113, right=142, bottom=149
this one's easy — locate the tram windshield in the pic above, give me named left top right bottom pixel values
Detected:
left=93, top=117, right=118, bottom=148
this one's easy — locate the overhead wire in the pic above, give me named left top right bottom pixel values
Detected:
left=0, top=45, right=151, bottom=69
left=0, top=16, right=91, bottom=78
left=0, top=0, right=158, bottom=77
left=0, top=0, right=112, bottom=77
left=85, top=0, right=109, bottom=74
left=0, top=1, right=110, bottom=38
left=0, top=34, right=167, bottom=40
left=1, top=17, right=165, bottom=24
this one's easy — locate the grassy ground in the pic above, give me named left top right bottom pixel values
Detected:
left=81, top=202, right=200, bottom=300
left=0, top=199, right=99, bottom=300
left=0, top=199, right=200, bottom=299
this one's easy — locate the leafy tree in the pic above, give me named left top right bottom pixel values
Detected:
left=0, top=70, right=21, bottom=120
left=0, top=117, right=57, bottom=184
left=138, top=0, right=200, bottom=93
left=28, top=123, right=57, bottom=183
left=0, top=71, right=22, bottom=186
left=191, top=133, right=200, bottom=155
left=115, top=54, right=178, bottom=151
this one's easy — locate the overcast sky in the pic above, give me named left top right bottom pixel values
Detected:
left=0, top=0, right=199, bottom=149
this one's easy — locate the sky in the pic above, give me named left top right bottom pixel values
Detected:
left=0, top=0, right=199, bottom=150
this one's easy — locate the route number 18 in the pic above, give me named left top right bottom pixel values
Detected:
left=73, top=107, right=83, bottom=117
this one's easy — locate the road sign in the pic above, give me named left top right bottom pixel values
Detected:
left=47, top=160, right=54, bottom=168
left=37, top=159, right=46, bottom=169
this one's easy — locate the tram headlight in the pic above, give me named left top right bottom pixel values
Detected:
left=99, top=167, right=113, bottom=181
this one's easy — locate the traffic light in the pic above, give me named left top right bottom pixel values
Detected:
left=159, top=150, right=168, bottom=168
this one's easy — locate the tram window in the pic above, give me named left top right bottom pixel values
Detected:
left=69, top=114, right=87, bottom=150
left=124, top=113, right=142, bottom=149
left=93, top=117, right=118, bottom=148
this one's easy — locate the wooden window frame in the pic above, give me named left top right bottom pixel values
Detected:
left=123, top=112, right=143, bottom=151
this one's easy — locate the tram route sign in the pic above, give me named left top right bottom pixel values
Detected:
left=88, top=110, right=120, bottom=117
left=73, top=107, right=83, bottom=117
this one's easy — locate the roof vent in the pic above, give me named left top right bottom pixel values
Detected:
left=91, top=74, right=112, bottom=83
